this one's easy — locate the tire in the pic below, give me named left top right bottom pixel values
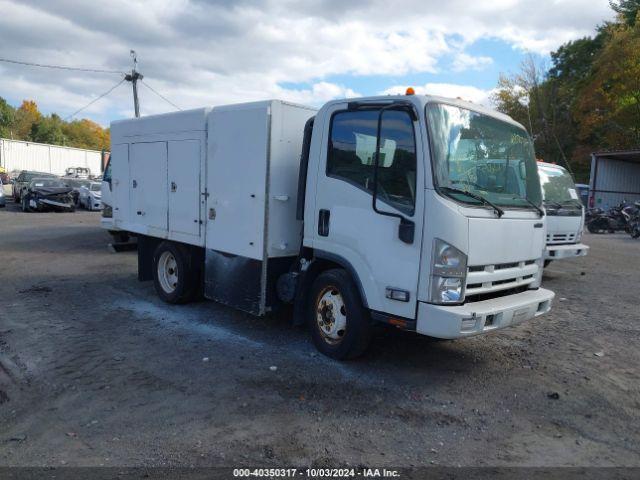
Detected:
left=21, top=195, right=30, bottom=212
left=308, top=268, right=372, bottom=360
left=152, top=241, right=197, bottom=304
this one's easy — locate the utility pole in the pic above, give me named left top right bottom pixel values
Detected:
left=124, top=50, right=143, bottom=117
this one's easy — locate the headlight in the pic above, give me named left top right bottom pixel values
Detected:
left=429, top=239, right=467, bottom=305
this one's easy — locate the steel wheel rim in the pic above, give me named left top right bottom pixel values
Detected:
left=158, top=251, right=179, bottom=294
left=315, top=285, right=347, bottom=345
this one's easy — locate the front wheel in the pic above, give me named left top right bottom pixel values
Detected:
left=153, top=241, right=197, bottom=304
left=21, top=195, right=30, bottom=212
left=308, top=269, right=372, bottom=360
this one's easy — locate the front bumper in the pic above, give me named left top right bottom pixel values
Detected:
left=416, top=288, right=554, bottom=339
left=544, top=243, right=589, bottom=260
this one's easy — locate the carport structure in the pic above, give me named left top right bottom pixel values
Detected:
left=589, top=149, right=640, bottom=209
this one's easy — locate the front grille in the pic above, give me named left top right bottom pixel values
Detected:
left=465, top=259, right=539, bottom=298
left=546, top=232, right=576, bottom=245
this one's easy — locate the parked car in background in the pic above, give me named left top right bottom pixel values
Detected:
left=62, top=178, right=92, bottom=207
left=79, top=182, right=103, bottom=210
left=65, top=167, right=91, bottom=179
left=0, top=172, right=12, bottom=197
left=0, top=180, right=5, bottom=207
left=13, top=170, right=58, bottom=202
left=21, top=178, right=75, bottom=212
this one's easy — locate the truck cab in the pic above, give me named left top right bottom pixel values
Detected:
left=299, top=95, right=553, bottom=356
left=537, top=161, right=589, bottom=265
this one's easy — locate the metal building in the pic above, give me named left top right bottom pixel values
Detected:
left=0, top=138, right=103, bottom=177
left=589, top=149, right=640, bottom=209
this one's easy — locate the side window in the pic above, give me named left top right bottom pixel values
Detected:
left=103, top=157, right=112, bottom=184
left=327, top=109, right=417, bottom=215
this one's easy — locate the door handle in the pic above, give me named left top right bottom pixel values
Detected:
left=318, top=209, right=330, bottom=236
left=171, top=181, right=177, bottom=192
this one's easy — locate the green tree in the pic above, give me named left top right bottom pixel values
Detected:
left=0, top=97, right=15, bottom=138
left=31, top=114, right=66, bottom=145
left=610, top=0, right=640, bottom=26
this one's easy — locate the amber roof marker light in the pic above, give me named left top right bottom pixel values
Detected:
left=405, top=87, right=415, bottom=95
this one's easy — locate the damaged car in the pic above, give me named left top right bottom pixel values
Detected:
left=21, top=178, right=75, bottom=212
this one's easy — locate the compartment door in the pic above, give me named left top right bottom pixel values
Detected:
left=129, top=142, right=168, bottom=232
left=111, top=143, right=129, bottom=225
left=168, top=140, right=201, bottom=238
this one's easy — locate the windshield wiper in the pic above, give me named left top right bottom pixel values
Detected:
left=513, top=196, right=544, bottom=217
left=440, top=187, right=504, bottom=218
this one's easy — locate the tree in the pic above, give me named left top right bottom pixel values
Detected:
left=13, top=100, right=42, bottom=140
left=0, top=97, right=110, bottom=150
left=610, top=0, right=640, bottom=26
left=62, top=119, right=110, bottom=150
left=575, top=20, right=640, bottom=149
left=0, top=97, right=15, bottom=138
left=31, top=114, right=66, bottom=145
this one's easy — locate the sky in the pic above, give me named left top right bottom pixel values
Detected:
left=0, top=0, right=615, bottom=126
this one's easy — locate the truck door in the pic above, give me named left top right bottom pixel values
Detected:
left=168, top=140, right=201, bottom=238
left=129, top=142, right=168, bottom=231
left=311, top=104, right=425, bottom=319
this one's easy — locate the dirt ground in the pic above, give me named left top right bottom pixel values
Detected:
left=0, top=201, right=639, bottom=468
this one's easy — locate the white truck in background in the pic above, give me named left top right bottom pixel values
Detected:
left=103, top=94, right=554, bottom=359
left=538, top=162, right=589, bottom=266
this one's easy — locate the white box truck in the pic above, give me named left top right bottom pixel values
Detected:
left=538, top=161, right=589, bottom=266
left=104, top=95, right=554, bottom=359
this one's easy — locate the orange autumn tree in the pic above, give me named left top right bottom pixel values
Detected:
left=12, top=100, right=42, bottom=139
left=574, top=17, right=640, bottom=149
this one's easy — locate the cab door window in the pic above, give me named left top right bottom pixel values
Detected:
left=327, top=109, right=417, bottom=216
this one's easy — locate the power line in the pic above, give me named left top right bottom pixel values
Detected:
left=64, top=78, right=126, bottom=121
left=0, top=57, right=125, bottom=75
left=141, top=79, right=182, bottom=111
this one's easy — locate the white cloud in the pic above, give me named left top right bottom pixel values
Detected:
left=381, top=83, right=496, bottom=106
left=0, top=0, right=614, bottom=124
left=452, top=53, right=494, bottom=72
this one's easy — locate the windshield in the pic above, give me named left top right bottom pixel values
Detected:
left=31, top=179, right=65, bottom=188
left=426, top=103, right=542, bottom=209
left=538, top=164, right=581, bottom=206
left=90, top=183, right=101, bottom=191
left=24, top=172, right=56, bottom=182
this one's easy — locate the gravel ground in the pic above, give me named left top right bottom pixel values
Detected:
left=0, top=201, right=639, bottom=468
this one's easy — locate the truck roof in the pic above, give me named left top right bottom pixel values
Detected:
left=111, top=95, right=524, bottom=137
left=319, top=93, right=525, bottom=130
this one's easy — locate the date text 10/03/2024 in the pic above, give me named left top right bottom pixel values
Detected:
left=233, top=468, right=401, bottom=478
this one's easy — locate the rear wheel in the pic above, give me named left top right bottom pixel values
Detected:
left=308, top=269, right=372, bottom=360
left=153, top=241, right=197, bottom=304
left=21, top=195, right=30, bottom=212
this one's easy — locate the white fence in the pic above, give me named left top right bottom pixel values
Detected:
left=0, top=138, right=103, bottom=177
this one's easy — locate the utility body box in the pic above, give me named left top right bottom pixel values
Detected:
left=110, top=100, right=317, bottom=314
